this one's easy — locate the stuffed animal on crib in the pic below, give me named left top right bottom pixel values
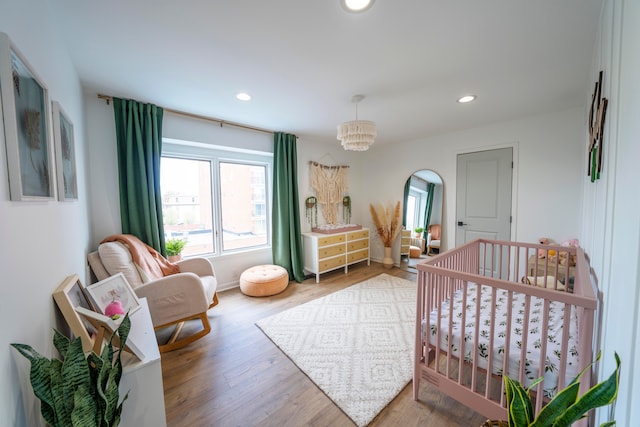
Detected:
left=558, top=238, right=579, bottom=266
left=537, top=237, right=549, bottom=258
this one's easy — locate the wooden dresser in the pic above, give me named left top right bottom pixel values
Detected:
left=400, top=229, right=411, bottom=257
left=302, top=228, right=370, bottom=283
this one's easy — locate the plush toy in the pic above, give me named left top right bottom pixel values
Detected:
left=105, top=300, right=125, bottom=320
left=537, top=237, right=549, bottom=258
left=562, top=238, right=579, bottom=248
left=558, top=238, right=579, bottom=266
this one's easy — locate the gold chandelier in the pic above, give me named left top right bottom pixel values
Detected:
left=337, top=95, right=376, bottom=151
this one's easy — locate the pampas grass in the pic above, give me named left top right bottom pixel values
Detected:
left=370, top=201, right=402, bottom=247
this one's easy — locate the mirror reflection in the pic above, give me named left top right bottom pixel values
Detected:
left=401, top=170, right=443, bottom=268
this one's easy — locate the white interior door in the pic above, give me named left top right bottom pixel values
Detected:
left=456, top=148, right=513, bottom=246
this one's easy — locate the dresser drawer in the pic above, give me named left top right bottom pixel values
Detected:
left=319, top=255, right=346, bottom=272
left=347, top=230, right=369, bottom=241
left=318, top=234, right=346, bottom=247
left=347, top=249, right=369, bottom=263
left=347, top=239, right=368, bottom=252
left=318, top=244, right=346, bottom=259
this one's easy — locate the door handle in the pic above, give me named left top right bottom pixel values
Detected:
left=457, top=221, right=468, bottom=226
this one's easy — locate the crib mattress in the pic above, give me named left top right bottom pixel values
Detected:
left=424, top=283, right=579, bottom=395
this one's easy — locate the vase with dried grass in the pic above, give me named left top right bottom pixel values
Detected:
left=370, top=201, right=402, bottom=269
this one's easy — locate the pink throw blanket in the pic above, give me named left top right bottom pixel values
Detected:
left=101, top=234, right=180, bottom=280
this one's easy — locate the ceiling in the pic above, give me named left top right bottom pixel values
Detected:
left=51, top=0, right=603, bottom=147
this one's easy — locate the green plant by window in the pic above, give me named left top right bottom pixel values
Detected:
left=11, top=314, right=132, bottom=427
left=485, top=352, right=620, bottom=427
left=414, top=227, right=424, bottom=234
left=165, top=238, right=187, bottom=256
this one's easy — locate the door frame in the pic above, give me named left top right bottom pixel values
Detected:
left=453, top=142, right=519, bottom=246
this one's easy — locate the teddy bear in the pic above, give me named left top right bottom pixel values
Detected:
left=537, top=237, right=549, bottom=258
left=558, top=239, right=579, bottom=266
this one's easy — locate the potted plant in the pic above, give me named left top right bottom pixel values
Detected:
left=342, top=195, right=352, bottom=224
left=165, top=237, right=187, bottom=262
left=11, top=314, right=132, bottom=427
left=414, top=226, right=424, bottom=238
left=305, top=196, right=318, bottom=228
left=482, top=352, right=620, bottom=427
left=369, top=201, right=402, bottom=269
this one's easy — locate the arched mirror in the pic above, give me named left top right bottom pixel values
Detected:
left=401, top=170, right=443, bottom=267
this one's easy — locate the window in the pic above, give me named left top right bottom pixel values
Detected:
left=160, top=142, right=271, bottom=256
left=405, top=189, right=426, bottom=232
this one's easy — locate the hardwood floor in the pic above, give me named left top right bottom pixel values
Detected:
left=160, top=262, right=487, bottom=427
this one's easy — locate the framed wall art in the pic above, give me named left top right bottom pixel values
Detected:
left=86, top=272, right=141, bottom=316
left=52, top=101, right=78, bottom=200
left=0, top=32, right=55, bottom=201
left=75, top=306, right=145, bottom=359
left=52, top=274, right=97, bottom=353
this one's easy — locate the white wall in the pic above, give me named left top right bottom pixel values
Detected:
left=355, top=107, right=585, bottom=263
left=583, top=0, right=640, bottom=424
left=0, top=0, right=88, bottom=425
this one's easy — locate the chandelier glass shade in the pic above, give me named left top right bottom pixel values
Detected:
left=337, top=95, right=376, bottom=151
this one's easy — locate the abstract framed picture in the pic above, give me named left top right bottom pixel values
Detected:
left=0, top=32, right=55, bottom=201
left=52, top=101, right=78, bottom=200
left=52, top=274, right=97, bottom=353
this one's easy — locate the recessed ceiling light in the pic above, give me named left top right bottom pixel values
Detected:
left=341, top=0, right=375, bottom=13
left=457, top=95, right=477, bottom=103
left=236, top=92, right=251, bottom=101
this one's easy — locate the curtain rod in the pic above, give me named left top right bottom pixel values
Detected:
left=309, top=161, right=349, bottom=169
left=97, top=94, right=274, bottom=135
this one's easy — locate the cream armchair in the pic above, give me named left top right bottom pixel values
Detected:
left=88, top=240, right=218, bottom=352
left=426, top=224, right=441, bottom=255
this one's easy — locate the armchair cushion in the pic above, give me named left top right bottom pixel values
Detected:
left=98, top=241, right=145, bottom=288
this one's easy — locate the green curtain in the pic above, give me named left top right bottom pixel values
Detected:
left=422, top=182, right=435, bottom=249
left=402, top=178, right=411, bottom=228
left=112, top=97, right=166, bottom=256
left=272, top=132, right=305, bottom=282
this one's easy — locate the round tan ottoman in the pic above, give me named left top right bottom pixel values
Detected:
left=240, top=264, right=289, bottom=297
left=409, top=245, right=422, bottom=258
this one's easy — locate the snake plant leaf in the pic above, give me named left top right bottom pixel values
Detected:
left=504, top=375, right=535, bottom=426
left=71, top=384, right=98, bottom=427
left=61, top=338, right=91, bottom=409
left=53, top=329, right=71, bottom=359
left=529, top=381, right=580, bottom=427
left=552, top=353, right=621, bottom=427
left=50, top=357, right=74, bottom=427
left=10, top=343, right=56, bottom=426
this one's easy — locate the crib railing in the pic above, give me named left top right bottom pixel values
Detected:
left=413, top=239, right=597, bottom=422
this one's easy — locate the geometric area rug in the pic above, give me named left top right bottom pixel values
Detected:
left=256, top=273, right=416, bottom=426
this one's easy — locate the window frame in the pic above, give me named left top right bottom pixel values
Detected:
left=162, top=140, right=273, bottom=257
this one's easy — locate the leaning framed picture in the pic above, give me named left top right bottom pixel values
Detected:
left=0, top=32, right=55, bottom=201
left=86, top=273, right=141, bottom=316
left=75, top=306, right=145, bottom=360
left=52, top=101, right=77, bottom=200
left=52, top=274, right=97, bottom=353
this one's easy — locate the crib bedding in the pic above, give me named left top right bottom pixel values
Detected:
left=424, top=282, right=579, bottom=394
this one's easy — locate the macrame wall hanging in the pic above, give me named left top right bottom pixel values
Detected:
left=309, top=161, right=349, bottom=225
